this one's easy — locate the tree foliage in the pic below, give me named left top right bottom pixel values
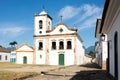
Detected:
left=13, top=41, right=17, bottom=46
left=88, top=51, right=95, bottom=59
left=9, top=41, right=18, bottom=47
left=0, top=45, right=2, bottom=47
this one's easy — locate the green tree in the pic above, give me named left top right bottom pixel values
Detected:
left=0, top=45, right=2, bottom=47
left=9, top=42, right=14, bottom=47
left=13, top=41, right=17, bottom=47
left=88, top=51, right=95, bottom=59
left=9, top=41, right=17, bottom=47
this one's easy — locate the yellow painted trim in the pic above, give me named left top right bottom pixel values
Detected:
left=34, top=33, right=77, bottom=38
left=16, top=43, right=34, bottom=52
left=32, top=51, right=34, bottom=64
left=34, top=39, right=36, bottom=64
left=74, top=35, right=77, bottom=65
left=46, top=37, right=49, bottom=64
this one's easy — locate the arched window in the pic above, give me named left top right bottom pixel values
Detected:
left=59, top=41, right=64, bottom=50
left=52, top=42, right=56, bottom=50
left=38, top=42, right=43, bottom=50
left=39, top=20, right=43, bottom=29
left=67, top=41, right=72, bottom=49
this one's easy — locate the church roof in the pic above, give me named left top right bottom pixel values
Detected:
left=34, top=10, right=52, bottom=20
left=16, top=43, right=34, bottom=52
left=46, top=22, right=83, bottom=42
left=39, top=10, right=47, bottom=15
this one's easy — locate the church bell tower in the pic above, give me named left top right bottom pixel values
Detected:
left=34, top=10, right=52, bottom=36
left=34, top=9, right=52, bottom=64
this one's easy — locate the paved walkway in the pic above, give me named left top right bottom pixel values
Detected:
left=24, top=63, right=114, bottom=80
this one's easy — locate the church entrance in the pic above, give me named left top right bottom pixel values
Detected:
left=59, top=54, right=64, bottom=65
left=23, top=56, right=27, bottom=64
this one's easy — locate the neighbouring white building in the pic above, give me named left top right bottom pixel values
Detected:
left=10, top=51, right=16, bottom=62
left=0, top=47, right=10, bottom=62
left=34, top=10, right=85, bottom=66
left=95, top=19, right=108, bottom=69
left=97, top=0, right=120, bottom=80
left=16, top=43, right=34, bottom=64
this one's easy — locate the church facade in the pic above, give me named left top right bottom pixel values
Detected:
left=34, top=10, right=85, bottom=66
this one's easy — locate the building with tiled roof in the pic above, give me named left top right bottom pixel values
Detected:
left=0, top=47, right=10, bottom=62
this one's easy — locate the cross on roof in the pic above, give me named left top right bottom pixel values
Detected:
left=42, top=5, right=45, bottom=11
left=60, top=15, right=63, bottom=22
left=24, top=38, right=26, bottom=44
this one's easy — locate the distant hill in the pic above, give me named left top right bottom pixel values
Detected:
left=85, top=46, right=95, bottom=54
left=7, top=47, right=16, bottom=51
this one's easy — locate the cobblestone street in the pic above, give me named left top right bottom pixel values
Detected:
left=25, top=63, right=114, bottom=80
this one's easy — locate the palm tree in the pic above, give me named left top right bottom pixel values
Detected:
left=13, top=41, right=17, bottom=47
left=9, top=42, right=14, bottom=47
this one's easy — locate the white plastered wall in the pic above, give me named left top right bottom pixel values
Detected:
left=16, top=52, right=33, bottom=64
left=0, top=52, right=10, bottom=62
left=49, top=37, right=75, bottom=66
left=76, top=37, right=85, bottom=65
left=35, top=38, right=46, bottom=64
left=107, top=12, right=120, bottom=79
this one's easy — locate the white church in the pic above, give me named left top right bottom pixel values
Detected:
left=16, top=9, right=85, bottom=66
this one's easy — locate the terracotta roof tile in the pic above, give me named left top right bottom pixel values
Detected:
left=0, top=47, right=11, bottom=53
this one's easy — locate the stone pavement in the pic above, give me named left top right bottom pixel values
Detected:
left=25, top=63, right=114, bottom=80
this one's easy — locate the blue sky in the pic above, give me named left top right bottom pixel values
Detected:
left=0, top=0, right=105, bottom=48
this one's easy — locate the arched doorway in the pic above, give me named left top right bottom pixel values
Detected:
left=23, top=56, right=27, bottom=64
left=114, top=32, right=118, bottom=79
left=59, top=54, right=64, bottom=65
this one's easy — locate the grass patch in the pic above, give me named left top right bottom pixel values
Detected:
left=0, top=71, right=38, bottom=80
left=0, top=71, right=17, bottom=80
left=0, top=62, right=23, bottom=68
left=0, top=62, right=60, bottom=80
left=0, top=62, right=59, bottom=68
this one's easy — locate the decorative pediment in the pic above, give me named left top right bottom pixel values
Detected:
left=47, top=22, right=77, bottom=35
left=16, top=44, right=34, bottom=52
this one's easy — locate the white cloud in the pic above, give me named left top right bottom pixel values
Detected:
left=78, top=15, right=98, bottom=30
left=77, top=4, right=102, bottom=30
left=0, top=23, right=27, bottom=37
left=75, top=4, right=102, bottom=24
left=58, top=6, right=81, bottom=20
left=58, top=4, right=102, bottom=30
